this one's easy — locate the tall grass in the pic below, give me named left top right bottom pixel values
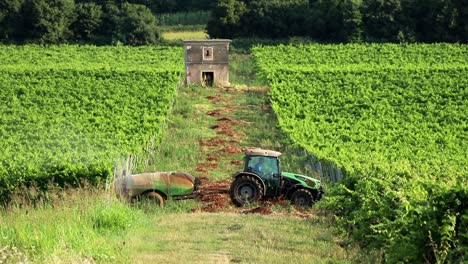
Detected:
left=0, top=185, right=202, bottom=263
left=0, top=184, right=146, bottom=263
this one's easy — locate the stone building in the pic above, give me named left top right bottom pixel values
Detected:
left=184, top=39, right=231, bottom=86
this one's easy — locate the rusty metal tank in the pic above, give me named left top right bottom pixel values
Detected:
left=117, top=171, right=197, bottom=200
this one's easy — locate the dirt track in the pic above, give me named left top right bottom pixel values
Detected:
left=192, top=88, right=314, bottom=218
left=195, top=92, right=243, bottom=212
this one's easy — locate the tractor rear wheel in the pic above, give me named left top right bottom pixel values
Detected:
left=291, top=189, right=314, bottom=207
left=230, top=175, right=264, bottom=206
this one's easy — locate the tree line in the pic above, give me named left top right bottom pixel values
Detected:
left=208, top=0, right=467, bottom=43
left=0, top=0, right=212, bottom=45
left=1, top=0, right=466, bottom=45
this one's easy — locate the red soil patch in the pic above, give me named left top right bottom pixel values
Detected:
left=196, top=162, right=218, bottom=171
left=196, top=177, right=231, bottom=212
left=217, top=146, right=244, bottom=155
left=216, top=117, right=242, bottom=125
left=230, top=160, right=242, bottom=166
left=222, top=105, right=234, bottom=112
left=206, top=109, right=222, bottom=117
left=209, top=123, right=245, bottom=138
left=293, top=211, right=313, bottom=218
left=195, top=167, right=208, bottom=173
left=206, top=155, right=220, bottom=162
left=207, top=94, right=229, bottom=104
left=199, top=138, right=228, bottom=147
left=210, top=123, right=236, bottom=137
left=196, top=167, right=208, bottom=173
left=223, top=88, right=236, bottom=93
left=209, top=123, right=231, bottom=130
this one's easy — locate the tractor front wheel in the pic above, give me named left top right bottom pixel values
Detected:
left=230, top=175, right=264, bottom=207
left=291, top=189, right=314, bottom=207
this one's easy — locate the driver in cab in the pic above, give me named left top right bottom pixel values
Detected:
left=254, top=157, right=264, bottom=175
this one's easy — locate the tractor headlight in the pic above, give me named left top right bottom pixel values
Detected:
left=305, top=180, right=316, bottom=187
left=296, top=176, right=316, bottom=188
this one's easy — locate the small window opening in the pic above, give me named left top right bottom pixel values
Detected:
left=202, top=72, right=214, bottom=87
left=203, top=47, right=213, bottom=61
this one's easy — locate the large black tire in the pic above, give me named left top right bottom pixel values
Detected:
left=141, top=191, right=164, bottom=207
left=230, top=175, right=264, bottom=207
left=291, top=189, right=314, bottom=207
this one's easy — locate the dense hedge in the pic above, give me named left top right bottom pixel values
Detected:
left=208, top=0, right=467, bottom=43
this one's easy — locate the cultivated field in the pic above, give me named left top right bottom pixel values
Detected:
left=1, top=43, right=466, bottom=263
left=254, top=43, right=468, bottom=262
left=0, top=45, right=358, bottom=263
left=0, top=46, right=184, bottom=203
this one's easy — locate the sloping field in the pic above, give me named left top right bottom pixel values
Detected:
left=0, top=64, right=359, bottom=263
left=254, top=44, right=468, bottom=262
left=0, top=45, right=184, bottom=203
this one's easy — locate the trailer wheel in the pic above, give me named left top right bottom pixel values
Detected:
left=141, top=191, right=164, bottom=207
left=230, top=175, right=264, bottom=207
left=291, top=189, right=314, bottom=207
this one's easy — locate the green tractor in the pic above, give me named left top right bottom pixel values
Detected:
left=230, top=148, right=323, bottom=207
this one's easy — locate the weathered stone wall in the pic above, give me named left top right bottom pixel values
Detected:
left=184, top=40, right=231, bottom=86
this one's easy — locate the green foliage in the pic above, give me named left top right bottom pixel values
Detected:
left=208, top=0, right=310, bottom=39
left=361, top=0, right=402, bottom=42
left=91, top=201, right=134, bottom=231
left=71, top=2, right=103, bottom=41
left=241, top=0, right=310, bottom=38
left=207, top=0, right=467, bottom=43
left=0, top=189, right=148, bottom=262
left=207, top=0, right=247, bottom=38
left=254, top=43, right=468, bottom=262
left=0, top=0, right=25, bottom=40
left=94, top=2, right=161, bottom=45
left=0, top=45, right=184, bottom=205
left=308, top=0, right=363, bottom=42
left=127, top=0, right=213, bottom=14
left=1, top=0, right=165, bottom=45
left=158, top=11, right=211, bottom=26
left=116, top=3, right=160, bottom=45
left=23, top=0, right=76, bottom=43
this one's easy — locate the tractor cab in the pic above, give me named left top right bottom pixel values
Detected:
left=230, top=148, right=323, bottom=207
left=244, top=148, right=281, bottom=192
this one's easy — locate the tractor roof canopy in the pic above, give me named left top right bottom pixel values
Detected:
left=245, top=148, right=281, bottom=158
